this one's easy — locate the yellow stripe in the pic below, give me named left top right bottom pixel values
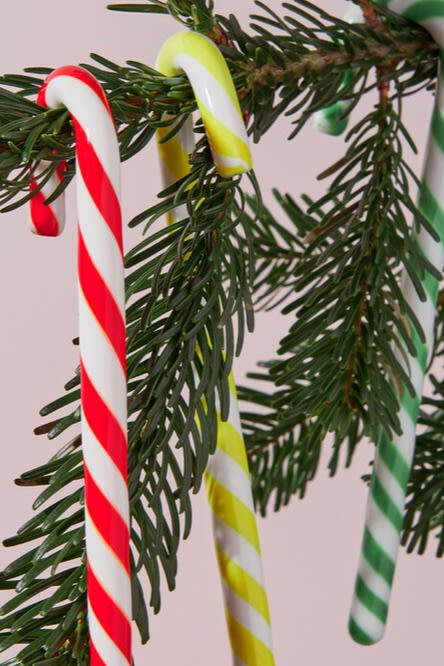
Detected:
left=196, top=95, right=252, bottom=174
left=225, top=612, right=275, bottom=666
left=206, top=474, right=260, bottom=553
left=217, top=418, right=250, bottom=475
left=157, top=31, right=241, bottom=109
left=215, top=543, right=271, bottom=624
left=157, top=128, right=190, bottom=181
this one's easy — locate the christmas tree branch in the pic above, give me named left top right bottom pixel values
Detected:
left=1, top=1, right=443, bottom=663
left=0, top=0, right=437, bottom=211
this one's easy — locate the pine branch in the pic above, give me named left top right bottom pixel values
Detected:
left=1, top=1, right=444, bottom=662
left=0, top=0, right=437, bottom=211
left=238, top=93, right=439, bottom=512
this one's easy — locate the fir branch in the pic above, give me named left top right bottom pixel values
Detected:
left=238, top=93, right=439, bottom=514
left=0, top=0, right=438, bottom=211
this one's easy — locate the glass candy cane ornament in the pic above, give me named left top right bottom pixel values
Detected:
left=30, top=66, right=131, bottom=665
left=156, top=31, right=275, bottom=666
left=348, top=0, right=444, bottom=645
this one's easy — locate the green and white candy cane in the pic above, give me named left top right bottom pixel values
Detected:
left=349, top=0, right=444, bottom=645
left=156, top=32, right=275, bottom=666
left=313, top=4, right=363, bottom=136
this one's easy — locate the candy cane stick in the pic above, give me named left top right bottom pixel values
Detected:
left=313, top=4, right=363, bottom=136
left=156, top=32, right=274, bottom=665
left=30, top=66, right=131, bottom=665
left=349, top=0, right=444, bottom=645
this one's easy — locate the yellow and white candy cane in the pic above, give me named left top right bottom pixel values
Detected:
left=156, top=31, right=275, bottom=666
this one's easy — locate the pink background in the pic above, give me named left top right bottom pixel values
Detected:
left=0, top=1, right=442, bottom=663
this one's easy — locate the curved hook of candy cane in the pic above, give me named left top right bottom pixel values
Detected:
left=29, top=160, right=66, bottom=236
left=31, top=66, right=132, bottom=666
left=313, top=4, right=363, bottom=136
left=156, top=30, right=252, bottom=177
left=156, top=32, right=275, bottom=666
left=349, top=0, right=444, bottom=645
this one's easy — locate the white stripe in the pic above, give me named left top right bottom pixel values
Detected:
left=45, top=75, right=120, bottom=196
left=395, top=407, right=417, bottom=462
left=85, top=511, right=132, bottom=619
left=76, top=172, right=125, bottom=316
left=79, top=289, right=127, bottom=434
left=416, top=17, right=444, bottom=53
left=406, top=355, right=428, bottom=394
left=207, top=448, right=254, bottom=513
left=422, top=136, right=444, bottom=227
left=82, top=417, right=130, bottom=526
left=349, top=597, right=385, bottom=643
left=211, top=152, right=250, bottom=173
left=222, top=581, right=273, bottom=651
left=356, top=555, right=391, bottom=606
left=172, top=54, right=248, bottom=143
left=365, top=498, right=401, bottom=563
left=212, top=515, right=266, bottom=588
left=88, top=604, right=130, bottom=666
left=374, top=457, right=406, bottom=512
left=227, top=396, right=244, bottom=437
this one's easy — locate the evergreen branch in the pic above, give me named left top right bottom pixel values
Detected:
left=238, top=91, right=439, bottom=514
left=0, top=0, right=437, bottom=211
left=1, top=2, right=444, bottom=662
left=108, top=0, right=216, bottom=32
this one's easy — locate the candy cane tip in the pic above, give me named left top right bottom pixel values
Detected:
left=313, top=110, right=348, bottom=136
left=29, top=199, right=65, bottom=237
left=348, top=617, right=382, bottom=646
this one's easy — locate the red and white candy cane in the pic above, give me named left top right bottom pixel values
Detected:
left=30, top=66, right=131, bottom=665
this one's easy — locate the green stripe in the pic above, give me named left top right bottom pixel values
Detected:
left=399, top=388, right=420, bottom=423
left=402, top=1, right=444, bottom=21
left=431, top=102, right=444, bottom=156
left=371, top=475, right=403, bottom=532
left=378, top=431, right=412, bottom=489
left=355, top=575, right=389, bottom=623
left=362, top=528, right=395, bottom=586
left=349, top=617, right=374, bottom=645
left=419, top=182, right=444, bottom=247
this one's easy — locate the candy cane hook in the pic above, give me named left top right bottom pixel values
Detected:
left=31, top=66, right=131, bottom=665
left=349, top=0, right=444, bottom=645
left=156, top=32, right=274, bottom=666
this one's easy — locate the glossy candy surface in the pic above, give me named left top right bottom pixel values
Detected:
left=349, top=0, right=444, bottom=645
left=31, top=66, right=131, bottom=666
left=156, top=31, right=275, bottom=665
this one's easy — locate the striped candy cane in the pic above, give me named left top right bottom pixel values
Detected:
left=156, top=31, right=274, bottom=665
left=349, top=0, right=444, bottom=645
left=313, top=4, right=363, bottom=136
left=30, top=66, right=131, bottom=665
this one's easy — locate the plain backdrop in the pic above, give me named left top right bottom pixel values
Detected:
left=0, top=1, right=442, bottom=664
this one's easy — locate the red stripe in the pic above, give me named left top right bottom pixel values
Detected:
left=80, top=361, right=128, bottom=482
left=73, top=118, right=123, bottom=253
left=78, top=228, right=126, bottom=371
left=90, top=640, right=107, bottom=666
left=84, top=464, right=130, bottom=572
left=87, top=563, right=131, bottom=663
left=38, top=66, right=112, bottom=118
left=29, top=187, right=61, bottom=236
